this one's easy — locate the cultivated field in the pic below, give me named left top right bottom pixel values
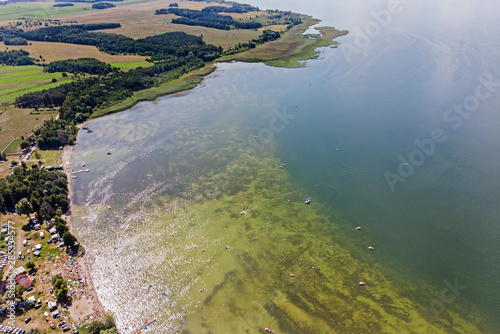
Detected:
left=0, top=65, right=72, bottom=104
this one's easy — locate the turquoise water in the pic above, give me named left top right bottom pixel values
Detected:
left=70, top=0, right=500, bottom=332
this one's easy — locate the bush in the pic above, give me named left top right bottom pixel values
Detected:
left=26, top=260, right=35, bottom=270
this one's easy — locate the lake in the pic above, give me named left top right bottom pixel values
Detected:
left=70, top=0, right=500, bottom=332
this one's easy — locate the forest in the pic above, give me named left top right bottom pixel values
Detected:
left=2, top=37, right=28, bottom=45
left=201, top=3, right=259, bottom=13
left=0, top=164, right=69, bottom=217
left=33, top=118, right=78, bottom=149
left=15, top=83, right=73, bottom=109
left=92, top=2, right=115, bottom=9
left=0, top=49, right=35, bottom=65
left=44, top=58, right=117, bottom=75
left=155, top=8, right=263, bottom=30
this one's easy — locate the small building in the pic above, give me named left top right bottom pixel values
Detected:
left=49, top=227, right=57, bottom=235
left=33, top=251, right=41, bottom=257
left=35, top=244, right=42, bottom=250
left=15, top=274, right=32, bottom=288
left=12, top=266, right=26, bottom=277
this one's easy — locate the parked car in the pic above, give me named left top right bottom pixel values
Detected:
left=24, top=317, right=31, bottom=324
left=50, top=324, right=56, bottom=329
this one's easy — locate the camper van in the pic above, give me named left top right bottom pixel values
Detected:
left=40, top=231, right=45, bottom=239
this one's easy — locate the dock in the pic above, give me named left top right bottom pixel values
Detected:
left=73, top=169, right=90, bottom=174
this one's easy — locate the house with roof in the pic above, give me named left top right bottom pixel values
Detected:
left=15, top=274, right=32, bottom=288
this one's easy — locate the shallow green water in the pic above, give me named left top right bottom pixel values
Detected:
left=69, top=0, right=500, bottom=332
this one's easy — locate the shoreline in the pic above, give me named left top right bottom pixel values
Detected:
left=61, top=143, right=108, bottom=326
left=51, top=13, right=348, bottom=332
left=88, top=17, right=347, bottom=119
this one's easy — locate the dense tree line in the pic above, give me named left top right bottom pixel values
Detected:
left=156, top=8, right=262, bottom=30
left=3, top=37, right=28, bottom=45
left=15, top=26, right=219, bottom=59
left=59, top=55, right=205, bottom=122
left=53, top=3, right=74, bottom=7
left=44, top=58, right=117, bottom=75
left=34, top=118, right=78, bottom=148
left=267, top=9, right=303, bottom=28
left=55, top=0, right=122, bottom=2
left=0, top=164, right=69, bottom=217
left=171, top=17, right=231, bottom=30
left=16, top=55, right=206, bottom=122
left=202, top=3, right=258, bottom=13
left=92, top=2, right=115, bottom=9
left=0, top=49, right=35, bottom=65
left=15, top=83, right=72, bottom=109
left=223, top=29, right=281, bottom=55
left=0, top=27, right=19, bottom=42
left=16, top=23, right=121, bottom=42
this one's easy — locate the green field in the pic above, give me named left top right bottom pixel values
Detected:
left=2, top=138, right=23, bottom=154
left=0, top=65, right=73, bottom=105
left=0, top=2, right=105, bottom=24
left=35, top=148, right=63, bottom=163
